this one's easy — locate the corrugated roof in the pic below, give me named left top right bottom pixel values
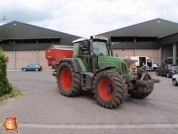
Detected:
left=0, top=21, right=81, bottom=45
left=97, top=18, right=178, bottom=38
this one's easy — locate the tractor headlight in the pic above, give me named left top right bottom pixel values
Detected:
left=130, top=64, right=137, bottom=73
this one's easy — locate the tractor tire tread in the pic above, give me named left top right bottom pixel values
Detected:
left=57, top=61, right=82, bottom=97
left=93, top=70, right=128, bottom=109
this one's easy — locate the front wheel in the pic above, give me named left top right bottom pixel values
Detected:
left=166, top=72, right=170, bottom=78
left=173, top=79, right=178, bottom=86
left=57, top=61, right=82, bottom=97
left=93, top=70, right=127, bottom=109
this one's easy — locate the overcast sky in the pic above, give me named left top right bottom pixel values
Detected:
left=0, top=0, right=178, bottom=38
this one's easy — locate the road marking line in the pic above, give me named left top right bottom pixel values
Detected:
left=13, top=124, right=178, bottom=129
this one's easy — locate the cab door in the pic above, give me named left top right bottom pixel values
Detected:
left=78, top=41, right=92, bottom=71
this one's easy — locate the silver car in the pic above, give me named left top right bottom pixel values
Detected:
left=172, top=73, right=178, bottom=86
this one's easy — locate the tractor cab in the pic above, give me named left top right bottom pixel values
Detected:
left=72, top=36, right=113, bottom=72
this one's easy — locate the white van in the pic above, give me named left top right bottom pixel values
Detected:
left=125, top=56, right=158, bottom=71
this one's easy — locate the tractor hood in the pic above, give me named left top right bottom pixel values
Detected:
left=97, top=56, right=133, bottom=77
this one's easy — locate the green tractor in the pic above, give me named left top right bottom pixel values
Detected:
left=46, top=36, right=160, bottom=109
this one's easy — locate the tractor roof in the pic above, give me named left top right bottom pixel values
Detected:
left=72, top=36, right=108, bottom=43
left=72, top=38, right=86, bottom=43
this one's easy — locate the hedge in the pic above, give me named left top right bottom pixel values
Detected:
left=0, top=47, right=13, bottom=96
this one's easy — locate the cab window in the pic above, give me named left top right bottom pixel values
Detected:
left=93, top=40, right=109, bottom=56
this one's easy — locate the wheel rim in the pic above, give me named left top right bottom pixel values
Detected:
left=60, top=68, right=72, bottom=90
left=98, top=79, right=113, bottom=101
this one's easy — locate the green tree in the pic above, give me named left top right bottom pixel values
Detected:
left=0, top=47, right=13, bottom=97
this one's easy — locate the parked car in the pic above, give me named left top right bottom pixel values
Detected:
left=21, top=64, right=42, bottom=71
left=172, top=73, right=178, bottom=86
left=156, top=64, right=178, bottom=78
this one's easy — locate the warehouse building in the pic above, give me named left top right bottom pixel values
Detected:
left=0, top=21, right=81, bottom=70
left=98, top=18, right=178, bottom=66
left=0, top=18, right=178, bottom=70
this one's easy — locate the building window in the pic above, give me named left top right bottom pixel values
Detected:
left=29, top=39, right=36, bottom=43
left=15, top=40, right=23, bottom=44
left=126, top=37, right=134, bottom=42
left=38, top=39, right=46, bottom=43
left=1, top=39, right=13, bottom=44
left=0, top=38, right=60, bottom=44
left=111, top=36, right=158, bottom=43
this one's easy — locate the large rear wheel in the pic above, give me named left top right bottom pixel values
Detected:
left=93, top=70, right=127, bottom=109
left=57, top=62, right=82, bottom=97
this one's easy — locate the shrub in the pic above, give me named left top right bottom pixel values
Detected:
left=0, top=47, right=13, bottom=97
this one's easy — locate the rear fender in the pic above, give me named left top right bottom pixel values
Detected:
left=59, top=58, right=82, bottom=72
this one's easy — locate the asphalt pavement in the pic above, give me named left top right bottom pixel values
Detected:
left=0, top=71, right=178, bottom=134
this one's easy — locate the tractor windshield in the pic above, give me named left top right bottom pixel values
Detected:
left=93, top=40, right=109, bottom=56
